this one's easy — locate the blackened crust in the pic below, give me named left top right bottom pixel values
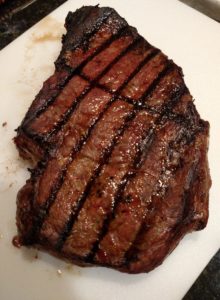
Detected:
left=56, top=6, right=128, bottom=69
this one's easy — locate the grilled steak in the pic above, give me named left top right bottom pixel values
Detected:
left=14, top=6, right=211, bottom=274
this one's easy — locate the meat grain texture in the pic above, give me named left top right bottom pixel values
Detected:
left=14, top=6, right=211, bottom=274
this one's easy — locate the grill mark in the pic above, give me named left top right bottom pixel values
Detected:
left=169, top=129, right=210, bottom=233
left=78, top=46, right=159, bottom=100
left=25, top=85, right=91, bottom=143
left=90, top=64, right=185, bottom=113
left=78, top=53, right=159, bottom=95
left=46, top=42, right=160, bottom=147
left=145, top=66, right=184, bottom=111
left=62, top=22, right=128, bottom=69
left=29, top=89, right=114, bottom=242
left=79, top=69, right=185, bottom=114
left=88, top=131, right=155, bottom=262
left=53, top=51, right=172, bottom=252
left=186, top=131, right=210, bottom=230
left=60, top=10, right=129, bottom=69
left=99, top=41, right=157, bottom=92
left=25, top=27, right=182, bottom=253
left=91, top=61, right=174, bottom=108
left=39, top=101, right=134, bottom=248
left=124, top=127, right=202, bottom=266
left=15, top=7, right=211, bottom=275
left=44, top=78, right=185, bottom=256
left=36, top=47, right=164, bottom=249
left=121, top=52, right=168, bottom=100
left=61, top=111, right=156, bottom=259
left=139, top=61, right=174, bottom=105
left=28, top=76, right=90, bottom=135
left=22, top=21, right=130, bottom=129
left=58, top=8, right=114, bottom=56
left=174, top=164, right=199, bottom=227
left=21, top=70, right=70, bottom=128
left=146, top=164, right=201, bottom=271
left=160, top=86, right=187, bottom=117
left=56, top=110, right=137, bottom=251
left=125, top=138, right=200, bottom=273
left=29, top=40, right=162, bottom=244
left=23, top=37, right=161, bottom=150
left=33, top=89, right=112, bottom=206
left=81, top=35, right=135, bottom=80
left=93, top=121, right=186, bottom=266
left=89, top=85, right=187, bottom=262
left=25, top=37, right=142, bottom=145
left=58, top=72, right=186, bottom=263
left=80, top=48, right=163, bottom=112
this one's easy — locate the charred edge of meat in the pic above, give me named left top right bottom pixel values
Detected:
left=16, top=179, right=35, bottom=244
left=20, top=100, right=116, bottom=244
left=56, top=6, right=128, bottom=68
left=124, top=124, right=209, bottom=273
left=18, top=29, right=141, bottom=150
left=178, top=121, right=210, bottom=231
left=14, top=132, right=45, bottom=163
left=109, top=100, right=205, bottom=267
left=28, top=38, right=143, bottom=143
left=19, top=27, right=135, bottom=128
left=17, top=8, right=134, bottom=133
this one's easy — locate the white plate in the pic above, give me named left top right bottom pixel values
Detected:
left=0, top=1, right=220, bottom=299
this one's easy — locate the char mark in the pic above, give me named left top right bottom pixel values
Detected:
left=56, top=110, right=136, bottom=251
left=28, top=39, right=160, bottom=243
left=23, top=35, right=141, bottom=145
left=22, top=16, right=129, bottom=130
left=49, top=59, right=187, bottom=258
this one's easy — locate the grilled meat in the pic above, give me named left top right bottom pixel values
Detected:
left=14, top=6, right=211, bottom=274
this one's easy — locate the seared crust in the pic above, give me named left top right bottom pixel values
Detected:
left=15, top=6, right=211, bottom=274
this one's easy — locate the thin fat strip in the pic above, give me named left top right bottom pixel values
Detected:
left=39, top=100, right=133, bottom=248
left=62, top=110, right=155, bottom=259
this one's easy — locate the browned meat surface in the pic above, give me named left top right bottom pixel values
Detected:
left=14, top=5, right=211, bottom=274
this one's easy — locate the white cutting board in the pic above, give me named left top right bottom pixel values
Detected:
left=0, top=1, right=220, bottom=299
